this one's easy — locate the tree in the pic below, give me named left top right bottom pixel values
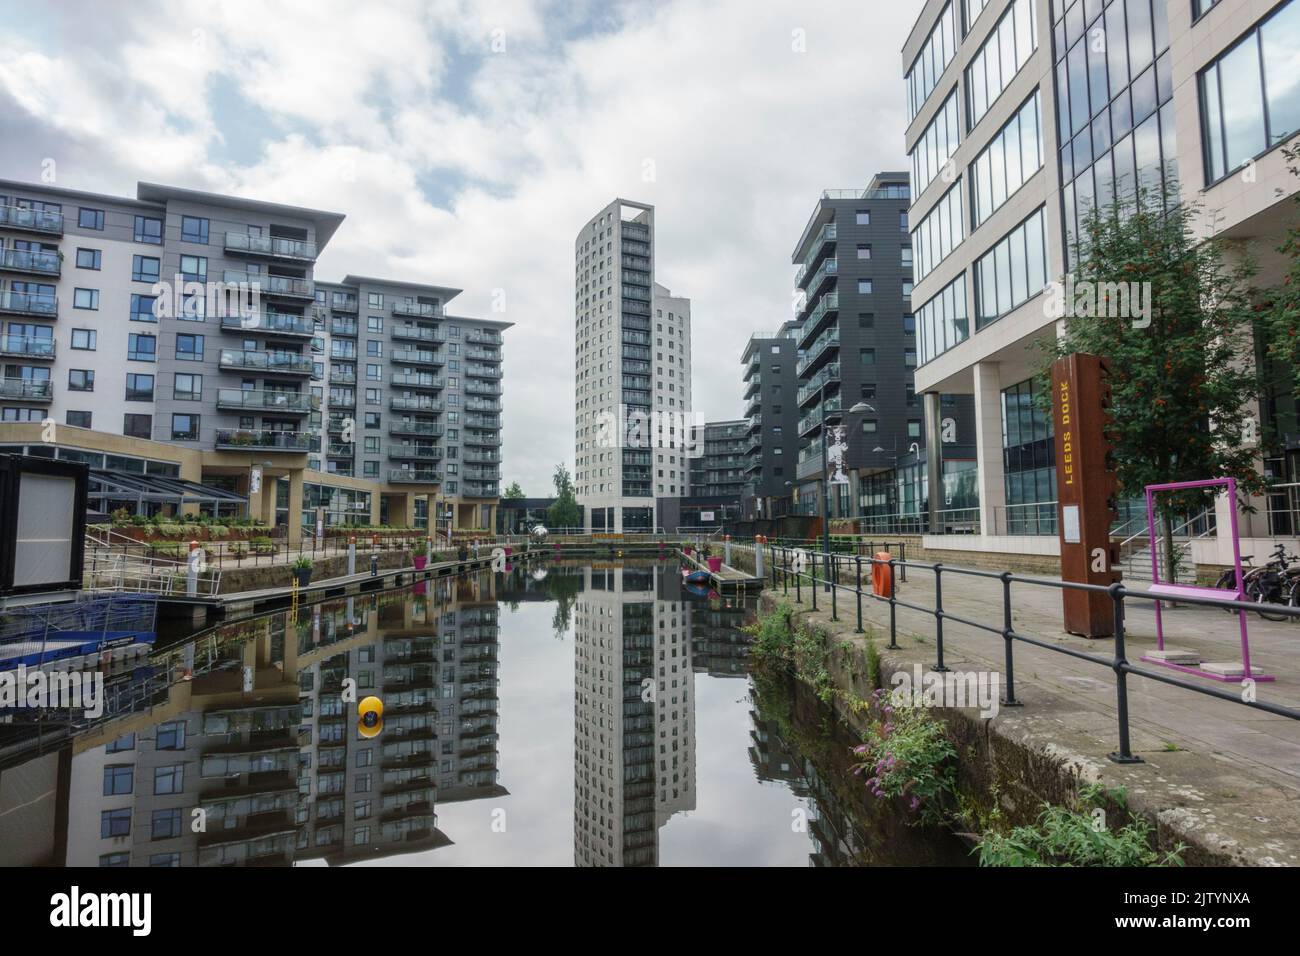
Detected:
left=547, top=462, right=582, bottom=530
left=1043, top=182, right=1268, bottom=580
left=1259, top=141, right=1300, bottom=403
left=503, top=481, right=525, bottom=499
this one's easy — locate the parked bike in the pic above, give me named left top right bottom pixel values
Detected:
left=1215, top=544, right=1300, bottom=621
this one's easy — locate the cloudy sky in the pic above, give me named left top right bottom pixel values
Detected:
left=0, top=0, right=918, bottom=496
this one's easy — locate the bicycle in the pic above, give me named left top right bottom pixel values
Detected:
left=1216, top=544, right=1300, bottom=621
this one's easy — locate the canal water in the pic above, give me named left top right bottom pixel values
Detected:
left=0, top=558, right=970, bottom=866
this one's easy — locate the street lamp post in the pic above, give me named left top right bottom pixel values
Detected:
left=819, top=385, right=874, bottom=591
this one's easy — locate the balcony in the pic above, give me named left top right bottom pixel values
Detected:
left=0, top=290, right=57, bottom=318
left=464, top=380, right=501, bottom=396
left=465, top=329, right=501, bottom=346
left=793, top=224, right=837, bottom=286
left=797, top=363, right=841, bottom=407
left=391, top=347, right=443, bottom=367
left=797, top=327, right=840, bottom=376
left=328, top=368, right=356, bottom=385
left=390, top=373, right=444, bottom=391
left=0, top=248, right=60, bottom=277
left=391, top=325, right=444, bottom=344
left=392, top=301, right=443, bottom=319
left=326, top=417, right=349, bottom=434
left=0, top=204, right=63, bottom=235
left=220, top=311, right=314, bottom=337
left=388, top=445, right=442, bottom=462
left=463, top=431, right=500, bottom=447
left=464, top=363, right=501, bottom=379
left=390, top=395, right=442, bottom=413
left=389, top=421, right=442, bottom=438
left=466, top=398, right=500, bottom=413
left=222, top=270, right=313, bottom=301
left=329, top=393, right=356, bottom=410
left=214, top=429, right=314, bottom=452
left=0, top=334, right=54, bottom=359
left=218, top=349, right=314, bottom=376
left=798, top=396, right=841, bottom=436
left=0, top=378, right=52, bottom=402
left=464, top=466, right=499, bottom=481
left=462, top=450, right=499, bottom=464
left=329, top=294, right=358, bottom=313
left=330, top=318, right=358, bottom=337
left=388, top=469, right=442, bottom=484
left=325, top=442, right=355, bottom=458
left=465, top=347, right=500, bottom=363
left=224, top=232, right=317, bottom=262
left=462, top=480, right=499, bottom=497
left=797, top=291, right=840, bottom=346
left=215, top=388, right=317, bottom=414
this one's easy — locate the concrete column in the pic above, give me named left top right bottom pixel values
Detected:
left=399, top=493, right=417, bottom=529
left=286, top=468, right=304, bottom=547
left=369, top=488, right=382, bottom=527
left=973, top=361, right=1006, bottom=536
left=923, top=391, right=943, bottom=533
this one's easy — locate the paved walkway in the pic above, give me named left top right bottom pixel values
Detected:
left=771, top=563, right=1300, bottom=864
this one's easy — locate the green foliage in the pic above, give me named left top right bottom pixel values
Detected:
left=851, top=689, right=957, bottom=825
left=547, top=463, right=582, bottom=529
left=291, top=556, right=314, bottom=571
left=503, top=481, right=525, bottom=499
left=1041, top=182, right=1269, bottom=517
left=1259, top=140, right=1300, bottom=402
left=976, top=784, right=1184, bottom=867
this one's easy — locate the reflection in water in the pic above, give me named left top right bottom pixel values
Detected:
left=0, top=558, right=967, bottom=866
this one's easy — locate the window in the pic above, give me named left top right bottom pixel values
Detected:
left=910, top=88, right=961, bottom=194
left=78, top=207, right=105, bottom=230
left=123, top=414, right=152, bottom=439
left=151, top=808, right=182, bottom=840
left=903, top=313, right=916, bottom=334
left=157, top=720, right=186, bottom=749
left=171, top=414, right=199, bottom=441
left=908, top=420, right=923, bottom=439
left=367, top=315, right=383, bottom=332
left=132, top=255, right=161, bottom=283
left=106, top=734, right=135, bottom=753
left=862, top=420, right=878, bottom=434
left=904, top=348, right=917, bottom=367
left=367, top=293, right=383, bottom=309
left=126, top=373, right=155, bottom=402
left=971, top=91, right=1044, bottom=227
left=975, top=206, right=1047, bottom=326
left=76, top=248, right=101, bottom=270
left=917, top=273, right=969, bottom=365
left=128, top=333, right=157, bottom=362
left=133, top=215, right=163, bottom=244
left=179, top=254, right=207, bottom=282
left=855, top=210, right=871, bottom=226
left=1199, top=0, right=1300, bottom=182
left=66, top=369, right=93, bottom=392
left=903, top=281, right=914, bottom=298
left=175, top=333, right=204, bottom=361
left=180, top=215, right=209, bottom=244
left=1193, top=0, right=1220, bottom=17
left=906, top=1, right=958, bottom=122
left=150, top=853, right=181, bottom=867
left=131, top=294, right=158, bottom=322
left=965, top=0, right=1037, bottom=130
left=101, top=809, right=131, bottom=838
left=911, top=180, right=964, bottom=283
left=857, top=244, right=872, bottom=260
left=102, top=765, right=133, bottom=796
left=858, top=279, right=873, bottom=294
left=67, top=410, right=92, bottom=428
left=172, top=373, right=200, bottom=401
left=73, top=288, right=99, bottom=310
left=902, top=247, right=913, bottom=268
left=860, top=348, right=876, bottom=365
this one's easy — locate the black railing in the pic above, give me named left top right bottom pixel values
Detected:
left=766, top=544, right=1300, bottom=763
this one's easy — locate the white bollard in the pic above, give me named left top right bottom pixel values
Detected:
left=754, top=536, right=765, bottom=580
left=347, top=537, right=357, bottom=576
left=724, top=534, right=732, bottom=565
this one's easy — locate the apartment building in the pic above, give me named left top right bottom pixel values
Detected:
left=904, top=0, right=1300, bottom=558
left=740, top=323, right=801, bottom=519
left=574, top=199, right=693, bottom=533
left=790, top=172, right=977, bottom=521
left=0, top=179, right=508, bottom=539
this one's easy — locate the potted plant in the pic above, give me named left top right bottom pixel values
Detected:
left=411, top=548, right=427, bottom=571
left=701, top=543, right=723, bottom=573
left=292, top=555, right=313, bottom=587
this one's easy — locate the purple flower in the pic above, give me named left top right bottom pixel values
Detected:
left=909, top=795, right=921, bottom=811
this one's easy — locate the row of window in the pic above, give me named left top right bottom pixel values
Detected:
left=971, top=90, right=1044, bottom=228
left=911, top=88, right=962, bottom=196
left=912, top=180, right=965, bottom=283
left=906, top=1, right=959, bottom=123
left=965, top=0, right=1037, bottom=131
left=74, top=208, right=212, bottom=245
left=974, top=206, right=1048, bottom=326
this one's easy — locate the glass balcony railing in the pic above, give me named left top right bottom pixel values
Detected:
left=218, top=349, right=313, bottom=375
left=392, top=301, right=443, bottom=319
left=330, top=294, right=359, bottom=312
left=387, top=445, right=442, bottom=461
left=797, top=363, right=842, bottom=406
left=0, top=204, right=63, bottom=234
left=220, top=311, right=314, bottom=336
left=390, top=373, right=444, bottom=390
left=392, top=348, right=443, bottom=366
left=391, top=325, right=445, bottom=344
left=465, top=329, right=502, bottom=345
left=0, top=378, right=53, bottom=401
left=214, top=429, right=313, bottom=452
left=388, top=469, right=442, bottom=484
left=388, top=421, right=443, bottom=438
left=796, top=327, right=841, bottom=375
left=224, top=232, right=317, bottom=260
left=0, top=334, right=55, bottom=358
left=0, top=248, right=60, bottom=276
left=390, top=396, right=442, bottom=413
left=215, top=388, right=317, bottom=413
left=222, top=270, right=313, bottom=299
left=0, top=290, right=57, bottom=317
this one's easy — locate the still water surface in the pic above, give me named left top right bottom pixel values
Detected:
left=0, top=559, right=969, bottom=866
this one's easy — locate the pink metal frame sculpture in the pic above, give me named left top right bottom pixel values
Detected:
left=1142, top=477, right=1274, bottom=682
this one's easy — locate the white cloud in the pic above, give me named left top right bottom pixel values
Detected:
left=0, top=0, right=917, bottom=497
